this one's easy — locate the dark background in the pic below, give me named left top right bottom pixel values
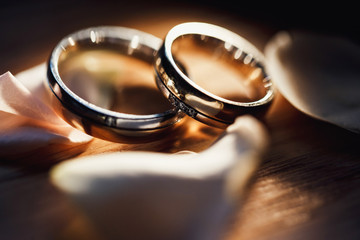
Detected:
left=0, top=0, right=359, bottom=74
left=1, top=0, right=358, bottom=35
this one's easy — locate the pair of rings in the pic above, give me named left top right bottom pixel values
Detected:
left=47, top=22, right=275, bottom=142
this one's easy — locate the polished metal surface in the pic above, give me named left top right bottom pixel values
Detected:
left=47, top=26, right=184, bottom=142
left=155, top=22, right=275, bottom=128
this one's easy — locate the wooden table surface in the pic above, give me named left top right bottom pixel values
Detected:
left=1, top=1, right=360, bottom=240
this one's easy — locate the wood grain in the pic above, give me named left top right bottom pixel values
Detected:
left=1, top=2, right=360, bottom=240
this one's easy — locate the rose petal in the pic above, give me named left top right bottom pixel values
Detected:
left=0, top=66, right=92, bottom=156
left=51, top=115, right=269, bottom=240
left=265, top=31, right=360, bottom=133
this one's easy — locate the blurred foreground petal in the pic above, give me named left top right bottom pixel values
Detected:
left=265, top=31, right=360, bottom=133
left=51, top=115, right=269, bottom=240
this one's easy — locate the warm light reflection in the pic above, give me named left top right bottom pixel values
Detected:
left=156, top=58, right=161, bottom=66
left=248, top=68, right=262, bottom=82
left=185, top=93, right=223, bottom=115
left=130, top=35, right=140, bottom=49
left=68, top=37, right=75, bottom=46
left=224, top=41, right=233, bottom=51
left=90, top=30, right=97, bottom=43
left=166, top=78, right=179, bottom=95
left=234, top=49, right=242, bottom=60
left=59, top=49, right=172, bottom=114
left=243, top=54, right=253, bottom=65
left=84, top=56, right=99, bottom=72
left=171, top=36, right=267, bottom=102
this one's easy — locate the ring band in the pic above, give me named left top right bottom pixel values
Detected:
left=47, top=26, right=184, bottom=142
left=154, top=22, right=275, bottom=128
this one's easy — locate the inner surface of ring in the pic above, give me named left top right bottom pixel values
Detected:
left=171, top=35, right=268, bottom=103
left=58, top=38, right=172, bottom=115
